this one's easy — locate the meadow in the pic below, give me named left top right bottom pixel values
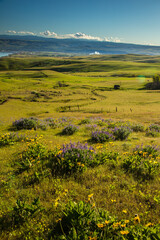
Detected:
left=0, top=54, right=160, bottom=239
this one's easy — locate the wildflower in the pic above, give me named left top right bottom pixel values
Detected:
left=122, top=209, right=127, bottom=214
left=56, top=218, right=62, bottom=222
left=88, top=193, right=94, bottom=198
left=134, top=214, right=140, bottom=224
left=124, top=220, right=130, bottom=224
left=120, top=230, right=129, bottom=235
left=123, top=152, right=128, bottom=155
left=112, top=222, right=121, bottom=229
left=57, top=150, right=63, bottom=155
left=88, top=237, right=97, bottom=240
left=92, top=203, right=95, bottom=208
left=105, top=220, right=109, bottom=225
left=121, top=224, right=126, bottom=228
left=97, top=223, right=104, bottom=228
left=145, top=222, right=153, bottom=227
left=111, top=199, right=116, bottom=203
left=54, top=201, right=58, bottom=207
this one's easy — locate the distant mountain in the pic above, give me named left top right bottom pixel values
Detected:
left=1, top=35, right=160, bottom=55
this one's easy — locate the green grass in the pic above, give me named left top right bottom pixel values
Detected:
left=0, top=54, right=160, bottom=239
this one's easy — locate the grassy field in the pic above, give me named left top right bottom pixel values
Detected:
left=0, top=54, right=160, bottom=239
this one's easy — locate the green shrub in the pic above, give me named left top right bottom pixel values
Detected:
left=113, top=126, right=132, bottom=140
left=61, top=124, right=79, bottom=135
left=133, top=144, right=159, bottom=158
left=91, top=130, right=115, bottom=143
left=0, top=133, right=25, bottom=147
left=51, top=200, right=160, bottom=240
left=12, top=198, right=42, bottom=226
left=12, top=117, right=38, bottom=130
left=49, top=142, right=96, bottom=175
left=17, top=141, right=48, bottom=172
left=122, top=154, right=159, bottom=180
left=0, top=198, right=42, bottom=231
left=79, top=118, right=92, bottom=125
left=131, top=123, right=145, bottom=132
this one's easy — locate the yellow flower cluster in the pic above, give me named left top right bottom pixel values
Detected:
left=112, top=222, right=121, bottom=229
left=77, top=162, right=85, bottom=167
left=120, top=230, right=129, bottom=235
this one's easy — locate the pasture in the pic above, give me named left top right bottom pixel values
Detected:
left=0, top=54, right=160, bottom=239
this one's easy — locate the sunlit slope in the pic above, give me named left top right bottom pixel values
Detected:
left=0, top=54, right=160, bottom=123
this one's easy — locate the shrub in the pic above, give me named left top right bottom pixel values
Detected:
left=11, top=198, right=42, bottom=226
left=37, top=122, right=47, bottom=130
left=61, top=124, right=79, bottom=135
left=131, top=123, right=145, bottom=132
left=148, top=123, right=160, bottom=132
left=85, top=124, right=98, bottom=131
left=50, top=142, right=96, bottom=175
left=122, top=154, right=159, bottom=180
left=145, top=74, right=160, bottom=89
left=145, top=130, right=159, bottom=137
left=0, top=198, right=42, bottom=232
left=51, top=200, right=160, bottom=240
left=91, top=130, right=115, bottom=143
left=12, top=117, right=38, bottom=130
left=0, top=133, right=25, bottom=147
left=113, top=126, right=132, bottom=140
left=17, top=142, right=48, bottom=172
left=145, top=124, right=160, bottom=137
left=51, top=200, right=115, bottom=239
left=79, top=118, right=92, bottom=125
left=96, top=151, right=120, bottom=169
left=45, top=118, right=58, bottom=129
left=133, top=144, right=159, bottom=158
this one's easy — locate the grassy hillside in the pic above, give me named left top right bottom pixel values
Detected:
left=0, top=54, right=160, bottom=239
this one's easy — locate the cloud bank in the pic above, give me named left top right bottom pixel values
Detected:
left=7, top=30, right=35, bottom=35
left=6, top=30, right=121, bottom=43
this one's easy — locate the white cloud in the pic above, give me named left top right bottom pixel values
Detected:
left=40, top=30, right=57, bottom=37
left=18, top=31, right=35, bottom=35
left=89, top=51, right=100, bottom=55
left=104, top=36, right=121, bottom=43
left=7, top=30, right=17, bottom=34
left=59, top=32, right=103, bottom=41
left=6, top=29, right=121, bottom=43
left=7, top=30, right=35, bottom=35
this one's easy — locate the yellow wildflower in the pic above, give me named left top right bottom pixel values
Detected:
left=105, top=220, right=109, bottom=225
left=134, top=214, right=140, bottom=224
left=88, top=193, right=94, bottom=198
left=57, top=150, right=62, bottom=154
left=92, top=203, right=95, bottom=208
left=145, top=222, right=153, bottom=227
left=56, top=218, right=62, bottom=222
left=121, top=224, right=126, bottom=228
left=97, top=223, right=104, bottom=228
left=122, top=209, right=127, bottom=214
left=124, top=220, right=130, bottom=224
left=120, top=230, right=129, bottom=235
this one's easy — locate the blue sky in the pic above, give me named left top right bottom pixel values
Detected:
left=1, top=0, right=160, bottom=45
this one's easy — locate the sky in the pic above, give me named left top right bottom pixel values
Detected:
left=1, top=0, right=160, bottom=45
